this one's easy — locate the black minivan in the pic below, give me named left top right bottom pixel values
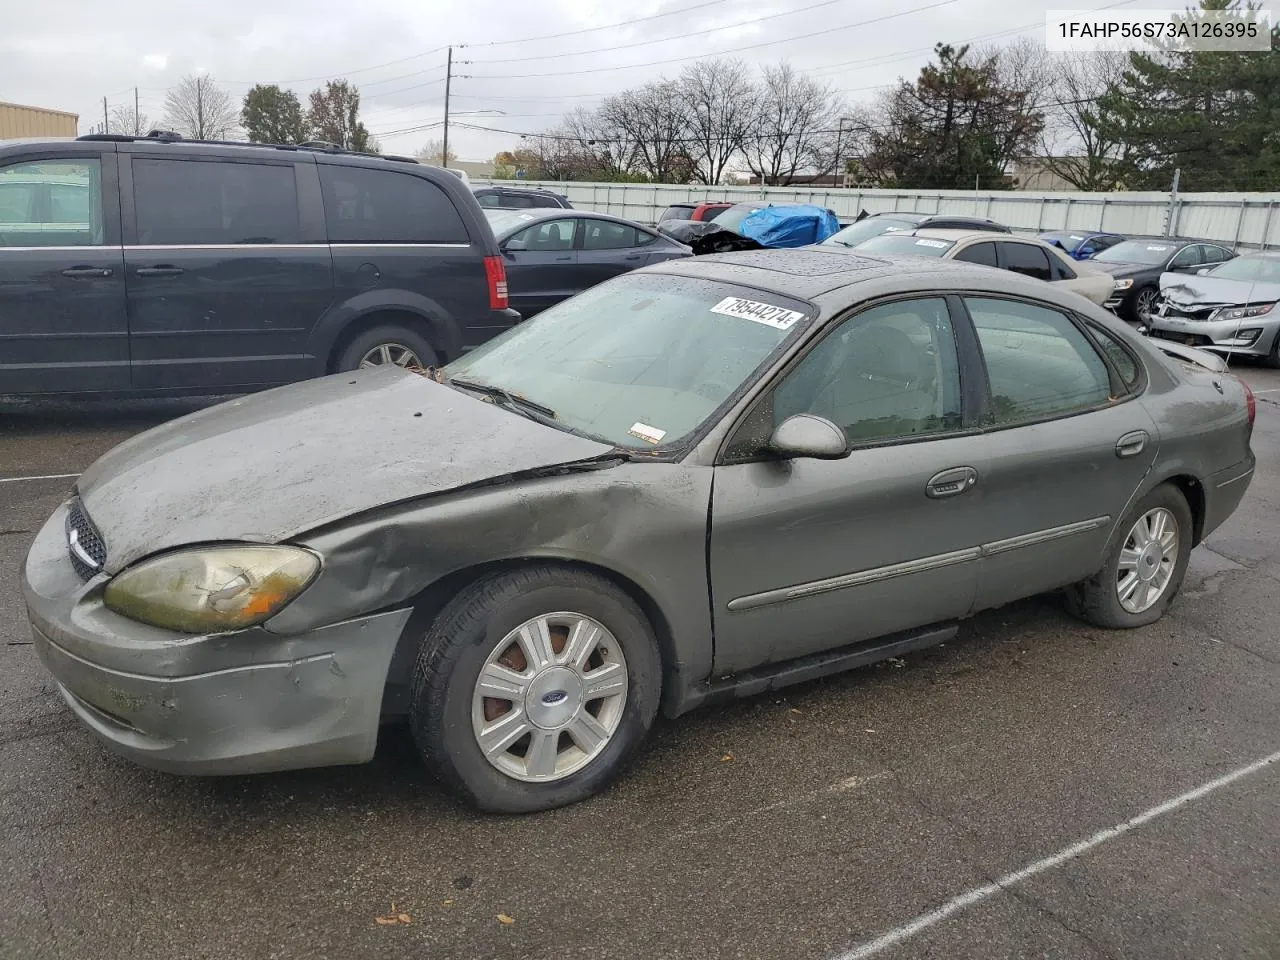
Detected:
left=0, top=133, right=518, bottom=397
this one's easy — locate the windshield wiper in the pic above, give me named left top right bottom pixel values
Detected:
left=447, top=377, right=558, bottom=420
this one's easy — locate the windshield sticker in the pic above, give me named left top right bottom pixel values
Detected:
left=1069, top=234, right=1085, bottom=241
left=710, top=296, right=805, bottom=330
left=915, top=239, right=949, bottom=248
left=628, top=422, right=667, bottom=445
left=1147, top=245, right=1171, bottom=251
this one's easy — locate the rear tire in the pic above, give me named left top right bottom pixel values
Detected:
left=335, top=324, right=438, bottom=373
left=409, top=566, right=662, bottom=813
left=1065, top=483, right=1193, bottom=629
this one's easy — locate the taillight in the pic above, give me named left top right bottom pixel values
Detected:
left=483, top=255, right=508, bottom=310
left=1242, top=378, right=1256, bottom=426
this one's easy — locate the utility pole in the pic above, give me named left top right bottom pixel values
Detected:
left=442, top=46, right=453, bottom=168
left=196, top=75, right=205, bottom=140
left=102, top=97, right=108, bottom=133
left=833, top=118, right=845, bottom=189
left=1165, top=167, right=1181, bottom=237
left=135, top=87, right=140, bottom=135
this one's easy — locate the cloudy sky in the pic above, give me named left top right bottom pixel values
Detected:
left=3, top=0, right=1177, bottom=162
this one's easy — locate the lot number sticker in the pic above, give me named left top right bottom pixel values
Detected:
left=710, top=296, right=805, bottom=330
left=915, top=238, right=950, bottom=249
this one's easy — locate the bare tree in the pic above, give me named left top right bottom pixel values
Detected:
left=109, top=103, right=149, bottom=137
left=415, top=138, right=456, bottom=165
left=743, top=63, right=842, bottom=185
left=163, top=74, right=238, bottom=139
left=678, top=59, right=757, bottom=185
left=1038, top=50, right=1133, bottom=190
left=597, top=81, right=691, bottom=182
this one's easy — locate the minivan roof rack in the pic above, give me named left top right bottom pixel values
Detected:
left=73, top=133, right=419, bottom=164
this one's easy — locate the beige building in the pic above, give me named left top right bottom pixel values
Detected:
left=0, top=101, right=79, bottom=140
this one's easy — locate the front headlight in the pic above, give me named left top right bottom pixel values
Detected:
left=1213, top=302, right=1276, bottom=322
left=104, top=545, right=320, bottom=634
left=1113, top=278, right=1134, bottom=290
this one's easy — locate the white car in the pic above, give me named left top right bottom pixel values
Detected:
left=847, top=228, right=1115, bottom=306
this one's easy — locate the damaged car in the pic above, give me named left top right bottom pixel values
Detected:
left=24, top=250, right=1256, bottom=813
left=1147, top=251, right=1280, bottom=367
left=661, top=202, right=840, bottom=254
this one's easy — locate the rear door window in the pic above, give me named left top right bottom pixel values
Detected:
left=507, top=218, right=576, bottom=252
left=133, top=159, right=299, bottom=245
left=965, top=297, right=1112, bottom=425
left=952, top=241, right=998, bottom=267
left=583, top=220, right=639, bottom=250
left=998, top=243, right=1053, bottom=281
left=319, top=166, right=467, bottom=244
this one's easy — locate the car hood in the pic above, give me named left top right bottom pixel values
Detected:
left=1093, top=261, right=1156, bottom=278
left=1158, top=272, right=1280, bottom=307
left=77, top=368, right=615, bottom=574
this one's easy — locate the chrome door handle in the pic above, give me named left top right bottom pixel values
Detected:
left=1116, top=430, right=1148, bottom=458
left=926, top=466, right=978, bottom=499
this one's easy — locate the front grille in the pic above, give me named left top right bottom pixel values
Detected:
left=1151, top=328, right=1214, bottom=347
left=66, top=498, right=107, bottom=581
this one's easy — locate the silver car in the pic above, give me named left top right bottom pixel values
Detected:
left=23, top=250, right=1257, bottom=813
left=1148, top=252, right=1280, bottom=367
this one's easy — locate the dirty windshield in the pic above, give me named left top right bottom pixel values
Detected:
left=1092, top=240, right=1174, bottom=265
left=443, top=273, right=812, bottom=450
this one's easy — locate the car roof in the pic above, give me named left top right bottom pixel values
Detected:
left=485, top=208, right=651, bottom=233
left=640, top=245, right=1086, bottom=305
left=905, top=228, right=1034, bottom=243
left=1113, top=235, right=1223, bottom=247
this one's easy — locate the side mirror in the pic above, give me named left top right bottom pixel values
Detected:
left=769, top=414, right=849, bottom=460
left=1196, top=267, right=1210, bottom=276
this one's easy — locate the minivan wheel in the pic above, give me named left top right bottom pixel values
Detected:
left=335, top=324, right=438, bottom=374
left=1065, top=483, right=1193, bottom=629
left=409, top=566, right=662, bottom=813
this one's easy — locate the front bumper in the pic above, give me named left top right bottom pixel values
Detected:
left=1147, top=313, right=1280, bottom=358
left=22, top=500, right=412, bottom=776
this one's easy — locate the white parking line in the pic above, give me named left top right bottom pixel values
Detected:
left=831, top=748, right=1280, bottom=960
left=0, top=473, right=80, bottom=485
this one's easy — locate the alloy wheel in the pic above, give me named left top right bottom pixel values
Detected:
left=471, top=613, right=629, bottom=783
left=1116, top=507, right=1179, bottom=614
left=1135, top=288, right=1157, bottom=323
left=358, top=342, right=426, bottom=371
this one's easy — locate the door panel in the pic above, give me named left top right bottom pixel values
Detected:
left=962, top=296, right=1159, bottom=609
left=709, top=296, right=981, bottom=676
left=502, top=217, right=579, bottom=317
left=0, top=153, right=129, bottom=393
left=577, top=219, right=646, bottom=287
left=123, top=155, right=332, bottom=390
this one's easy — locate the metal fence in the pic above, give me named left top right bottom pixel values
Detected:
left=474, top=179, right=1280, bottom=250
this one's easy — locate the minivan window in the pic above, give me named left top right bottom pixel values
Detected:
left=0, top=159, right=104, bottom=246
left=320, top=167, right=468, bottom=245
left=133, top=159, right=299, bottom=246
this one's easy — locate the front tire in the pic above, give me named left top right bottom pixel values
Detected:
left=1265, top=329, right=1280, bottom=370
left=1127, top=285, right=1158, bottom=324
left=409, top=566, right=662, bottom=813
left=1065, top=483, right=1193, bottom=629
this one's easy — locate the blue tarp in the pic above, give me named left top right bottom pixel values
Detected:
left=738, top=204, right=841, bottom=247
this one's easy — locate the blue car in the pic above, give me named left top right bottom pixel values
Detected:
left=1040, top=231, right=1126, bottom=260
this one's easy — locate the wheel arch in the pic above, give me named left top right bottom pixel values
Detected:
left=309, top=290, right=464, bottom=373
left=382, top=557, right=680, bottom=716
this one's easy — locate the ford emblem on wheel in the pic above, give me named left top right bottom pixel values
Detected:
left=542, top=691, right=568, bottom=705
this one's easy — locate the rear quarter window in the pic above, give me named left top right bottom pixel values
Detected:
left=319, top=166, right=468, bottom=245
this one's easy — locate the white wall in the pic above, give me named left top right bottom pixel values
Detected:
left=475, top=179, right=1280, bottom=250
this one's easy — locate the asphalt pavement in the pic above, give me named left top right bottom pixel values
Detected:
left=2, top=366, right=1278, bottom=960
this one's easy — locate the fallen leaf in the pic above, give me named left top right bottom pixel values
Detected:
left=375, top=917, right=399, bottom=926
left=443, top=899, right=454, bottom=907
left=790, top=708, right=803, bottom=715
left=398, top=914, right=412, bottom=924
left=864, top=729, right=877, bottom=734
left=497, top=914, right=516, bottom=925
left=719, top=753, right=734, bottom=762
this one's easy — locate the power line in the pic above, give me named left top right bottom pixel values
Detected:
left=463, top=0, right=735, bottom=48
left=474, top=0, right=854, bottom=65
left=464, top=0, right=961, bottom=79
